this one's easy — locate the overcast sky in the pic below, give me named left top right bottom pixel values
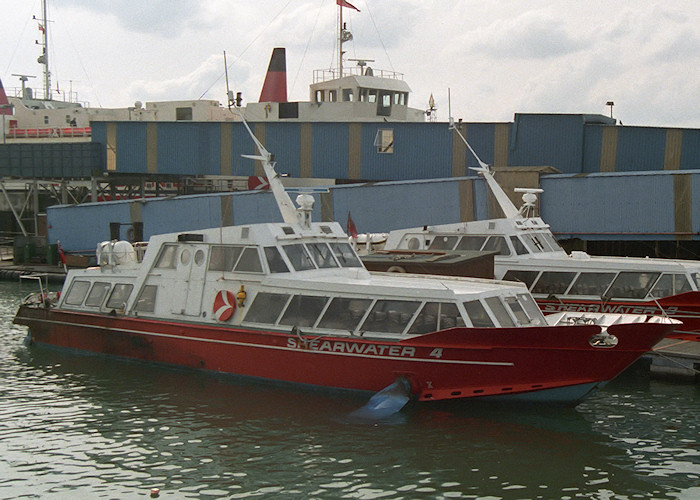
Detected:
left=1, top=0, right=698, bottom=128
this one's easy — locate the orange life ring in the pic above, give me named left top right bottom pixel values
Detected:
left=213, top=290, right=236, bottom=321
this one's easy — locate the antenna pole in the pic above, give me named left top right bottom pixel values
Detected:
left=223, top=50, right=231, bottom=109
left=338, top=3, right=343, bottom=78
left=38, top=0, right=51, bottom=100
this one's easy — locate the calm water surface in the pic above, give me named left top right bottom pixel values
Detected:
left=1, top=281, right=699, bottom=499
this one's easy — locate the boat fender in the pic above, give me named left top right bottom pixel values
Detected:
left=213, top=290, right=236, bottom=321
left=236, top=285, right=247, bottom=307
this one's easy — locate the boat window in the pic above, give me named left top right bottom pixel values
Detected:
left=429, top=236, right=458, bottom=250
left=504, top=296, right=532, bottom=325
left=648, top=273, right=692, bottom=298
left=234, top=247, right=263, bottom=273
left=329, top=243, right=363, bottom=267
left=368, top=89, right=377, bottom=103
left=282, top=244, right=316, bottom=271
left=264, top=247, right=290, bottom=273
left=484, top=297, right=516, bottom=327
left=455, top=236, right=486, bottom=251
left=244, top=292, right=290, bottom=324
left=540, top=233, right=563, bottom=252
left=64, top=280, right=91, bottom=306
left=85, top=282, right=111, bottom=307
left=463, top=300, right=495, bottom=327
left=209, top=245, right=243, bottom=272
left=531, top=271, right=577, bottom=295
left=279, top=295, right=329, bottom=328
left=510, top=236, right=529, bottom=255
left=522, top=234, right=544, bottom=253
left=134, top=285, right=157, bottom=313
left=155, top=244, right=178, bottom=269
left=360, top=300, right=420, bottom=334
left=692, top=273, right=700, bottom=289
left=408, top=302, right=464, bottom=335
left=606, top=272, right=660, bottom=299
left=317, top=297, right=372, bottom=331
left=194, top=249, right=205, bottom=266
left=568, top=272, right=616, bottom=296
left=105, top=284, right=133, bottom=310
left=342, top=89, right=353, bottom=102
left=502, top=270, right=540, bottom=288
left=306, top=243, right=339, bottom=269
left=483, top=236, right=511, bottom=256
left=516, top=293, right=546, bottom=325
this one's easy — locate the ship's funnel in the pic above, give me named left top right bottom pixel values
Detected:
left=258, top=48, right=288, bottom=103
left=0, top=78, right=12, bottom=114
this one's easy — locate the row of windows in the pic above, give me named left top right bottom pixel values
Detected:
left=503, top=269, right=697, bottom=300
left=423, top=232, right=562, bottom=257
left=153, top=241, right=362, bottom=275
left=64, top=280, right=158, bottom=312
left=243, top=291, right=545, bottom=334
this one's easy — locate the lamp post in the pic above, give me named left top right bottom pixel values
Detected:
left=605, top=101, right=614, bottom=119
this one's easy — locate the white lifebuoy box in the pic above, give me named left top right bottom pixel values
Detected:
left=213, top=290, right=236, bottom=321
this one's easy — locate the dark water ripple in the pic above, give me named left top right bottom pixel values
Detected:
left=1, top=281, right=699, bottom=498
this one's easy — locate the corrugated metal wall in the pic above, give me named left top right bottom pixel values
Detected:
left=48, top=170, right=700, bottom=253
left=0, top=143, right=103, bottom=177
left=72, top=117, right=700, bottom=180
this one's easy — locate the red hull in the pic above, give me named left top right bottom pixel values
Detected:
left=14, top=306, right=672, bottom=404
left=538, top=291, right=700, bottom=341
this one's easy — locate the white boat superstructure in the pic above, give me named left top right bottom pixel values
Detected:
left=382, top=122, right=700, bottom=336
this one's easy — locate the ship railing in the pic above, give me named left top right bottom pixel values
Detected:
left=313, top=67, right=404, bottom=83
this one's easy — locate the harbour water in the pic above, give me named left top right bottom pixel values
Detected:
left=1, top=281, right=699, bottom=499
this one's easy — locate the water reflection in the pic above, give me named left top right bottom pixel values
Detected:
left=1, top=281, right=699, bottom=498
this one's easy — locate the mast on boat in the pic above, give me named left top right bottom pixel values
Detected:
left=337, top=1, right=359, bottom=79
left=34, top=0, right=51, bottom=101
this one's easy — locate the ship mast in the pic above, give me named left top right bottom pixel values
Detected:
left=34, top=0, right=51, bottom=100
left=338, top=3, right=344, bottom=78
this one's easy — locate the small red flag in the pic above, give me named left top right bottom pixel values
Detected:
left=336, top=0, right=360, bottom=12
left=347, top=212, right=358, bottom=239
left=57, top=241, right=67, bottom=265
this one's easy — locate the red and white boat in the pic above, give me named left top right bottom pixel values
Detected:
left=382, top=122, right=700, bottom=341
left=14, top=117, right=679, bottom=408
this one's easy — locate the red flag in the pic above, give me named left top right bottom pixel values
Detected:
left=346, top=212, right=358, bottom=239
left=38, top=24, right=45, bottom=33
left=57, top=241, right=67, bottom=265
left=336, top=0, right=360, bottom=12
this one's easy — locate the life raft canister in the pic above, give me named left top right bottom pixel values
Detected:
left=213, top=290, right=236, bottom=321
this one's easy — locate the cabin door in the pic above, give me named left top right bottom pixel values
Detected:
left=172, top=244, right=208, bottom=317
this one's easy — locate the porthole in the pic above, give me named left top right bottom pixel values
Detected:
left=180, top=248, right=192, bottom=265
left=194, top=249, right=205, bottom=266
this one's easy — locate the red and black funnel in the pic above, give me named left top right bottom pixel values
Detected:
left=258, top=48, right=288, bottom=103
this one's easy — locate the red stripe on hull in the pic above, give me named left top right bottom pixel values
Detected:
left=14, top=306, right=672, bottom=403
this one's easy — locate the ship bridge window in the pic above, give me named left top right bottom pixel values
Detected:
left=235, top=247, right=263, bottom=273
left=463, top=300, right=495, bottom=327
left=408, top=302, right=465, bottom=335
left=330, top=243, right=362, bottom=267
left=648, top=273, right=692, bottom=299
left=502, top=270, right=540, bottom=288
left=568, top=272, right=615, bottom=296
left=264, top=247, right=290, bottom=273
left=306, top=243, right=339, bottom=268
left=244, top=292, right=290, bottom=324
left=155, top=244, right=178, bottom=269
left=483, top=236, right=511, bottom=256
left=134, top=285, right=158, bottom=313
left=606, top=272, right=660, bottom=299
left=360, top=300, right=420, bottom=334
left=429, top=236, right=458, bottom=250
left=532, top=271, right=576, bottom=295
left=342, top=89, right=354, bottom=101
left=85, top=282, right=111, bottom=307
left=317, top=297, right=372, bottom=331
left=282, top=244, right=316, bottom=271
left=516, top=293, right=546, bottom=325
left=279, top=295, right=329, bottom=328
left=541, top=233, right=563, bottom=252
left=315, top=90, right=324, bottom=102
left=209, top=245, right=243, bottom=272
left=105, top=284, right=133, bottom=310
left=64, top=280, right=91, bottom=306
left=522, top=234, right=544, bottom=253
left=510, top=236, right=529, bottom=255
left=329, top=90, right=337, bottom=102
left=484, top=297, right=515, bottom=327
left=456, top=236, right=486, bottom=251
left=175, top=107, right=193, bottom=121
